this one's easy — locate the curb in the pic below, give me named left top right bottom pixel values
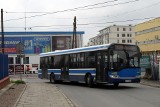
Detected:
left=0, top=83, right=14, bottom=96
left=58, top=86, right=76, bottom=107
left=140, top=82, right=160, bottom=88
left=13, top=83, right=27, bottom=107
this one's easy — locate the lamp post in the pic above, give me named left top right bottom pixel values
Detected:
left=1, top=9, right=4, bottom=53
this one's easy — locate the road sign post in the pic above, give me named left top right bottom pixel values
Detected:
left=16, top=42, right=25, bottom=81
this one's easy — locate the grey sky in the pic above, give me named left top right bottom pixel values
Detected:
left=0, top=0, right=160, bottom=45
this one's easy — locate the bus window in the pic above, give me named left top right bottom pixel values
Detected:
left=54, top=55, right=62, bottom=69
left=110, top=50, right=127, bottom=70
left=103, top=51, right=108, bottom=69
left=48, top=56, right=54, bottom=69
left=70, top=54, right=77, bottom=68
left=77, top=54, right=80, bottom=68
left=80, top=53, right=85, bottom=68
left=64, top=55, right=69, bottom=67
left=109, top=49, right=140, bottom=70
left=86, top=51, right=96, bottom=68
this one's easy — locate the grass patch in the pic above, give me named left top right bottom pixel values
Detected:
left=10, top=80, right=25, bottom=84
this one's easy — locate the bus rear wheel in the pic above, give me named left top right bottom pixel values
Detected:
left=50, top=73, right=56, bottom=83
left=86, top=74, right=94, bottom=88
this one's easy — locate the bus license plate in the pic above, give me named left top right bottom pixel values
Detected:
left=125, top=80, right=131, bottom=82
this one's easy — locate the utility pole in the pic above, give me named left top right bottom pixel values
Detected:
left=1, top=9, right=4, bottom=53
left=72, top=16, right=77, bottom=49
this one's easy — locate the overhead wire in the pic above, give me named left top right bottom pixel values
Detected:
left=4, top=0, right=139, bottom=22
left=4, top=16, right=157, bottom=29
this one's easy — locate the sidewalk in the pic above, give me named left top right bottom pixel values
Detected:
left=10, top=74, right=75, bottom=107
left=4, top=74, right=160, bottom=107
left=140, top=79, right=160, bottom=88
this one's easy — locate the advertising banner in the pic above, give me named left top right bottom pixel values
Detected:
left=52, top=36, right=71, bottom=51
left=140, top=55, right=151, bottom=68
left=0, top=36, right=51, bottom=54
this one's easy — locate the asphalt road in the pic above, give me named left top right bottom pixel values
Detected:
left=56, top=82, right=160, bottom=107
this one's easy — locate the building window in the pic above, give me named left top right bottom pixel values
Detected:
left=130, top=40, right=132, bottom=43
left=117, top=28, right=119, bottom=31
left=129, top=28, right=132, bottom=31
left=117, top=34, right=119, bottom=37
left=23, top=57, right=29, bottom=64
left=122, top=34, right=125, bottom=37
left=122, top=40, right=125, bottom=43
left=130, top=34, right=132, bottom=37
left=127, top=34, right=130, bottom=37
left=117, top=40, right=119, bottom=43
left=8, top=57, right=14, bottom=64
left=123, top=28, right=126, bottom=31
left=128, top=40, right=130, bottom=43
left=16, top=57, right=20, bottom=64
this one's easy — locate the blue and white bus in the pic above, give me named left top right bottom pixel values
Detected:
left=39, top=43, right=141, bottom=87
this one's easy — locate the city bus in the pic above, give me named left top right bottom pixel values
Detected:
left=38, top=43, right=141, bottom=87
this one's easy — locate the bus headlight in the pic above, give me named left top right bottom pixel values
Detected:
left=136, top=75, right=141, bottom=78
left=110, top=75, right=119, bottom=78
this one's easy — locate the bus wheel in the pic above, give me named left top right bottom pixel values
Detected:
left=113, top=83, right=119, bottom=87
left=86, top=74, right=94, bottom=88
left=50, top=73, right=55, bottom=83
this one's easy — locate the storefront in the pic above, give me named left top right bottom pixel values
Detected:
left=0, top=31, right=84, bottom=74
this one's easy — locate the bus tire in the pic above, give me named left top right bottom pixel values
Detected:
left=113, top=83, right=119, bottom=87
left=86, top=74, right=94, bottom=88
left=50, top=73, right=56, bottom=83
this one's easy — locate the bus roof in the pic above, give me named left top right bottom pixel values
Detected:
left=40, top=43, right=112, bottom=57
left=39, top=43, right=138, bottom=57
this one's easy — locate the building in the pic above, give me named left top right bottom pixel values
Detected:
left=0, top=31, right=84, bottom=74
left=135, top=17, right=160, bottom=80
left=88, top=25, right=135, bottom=46
left=135, top=17, right=160, bottom=53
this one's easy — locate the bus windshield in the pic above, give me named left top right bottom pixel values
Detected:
left=109, top=50, right=140, bottom=70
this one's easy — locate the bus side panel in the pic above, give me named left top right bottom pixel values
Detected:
left=69, top=69, right=96, bottom=82
left=38, top=69, right=42, bottom=79
left=108, top=68, right=141, bottom=83
left=48, top=69, right=61, bottom=80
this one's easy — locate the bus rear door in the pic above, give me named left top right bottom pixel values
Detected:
left=61, top=55, right=69, bottom=81
left=96, top=51, right=108, bottom=82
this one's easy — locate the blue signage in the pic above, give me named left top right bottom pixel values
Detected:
left=0, top=36, right=51, bottom=54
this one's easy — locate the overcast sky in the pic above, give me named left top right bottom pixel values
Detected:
left=0, top=0, right=160, bottom=45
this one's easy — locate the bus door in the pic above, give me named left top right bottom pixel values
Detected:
left=41, top=57, right=48, bottom=79
left=61, top=55, right=69, bottom=81
left=96, top=51, right=107, bottom=82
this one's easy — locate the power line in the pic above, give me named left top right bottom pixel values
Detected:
left=4, top=0, right=139, bottom=22
left=6, top=0, right=118, bottom=14
left=99, top=0, right=160, bottom=20
left=79, top=17, right=157, bottom=25
left=4, top=16, right=157, bottom=29
left=79, top=0, right=139, bottom=10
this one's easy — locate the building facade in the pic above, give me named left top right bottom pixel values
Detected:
left=135, top=17, right=160, bottom=52
left=88, top=25, right=135, bottom=46
left=135, top=17, right=160, bottom=80
left=0, top=31, right=84, bottom=74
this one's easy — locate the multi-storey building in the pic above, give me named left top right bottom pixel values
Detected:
left=0, top=31, right=84, bottom=74
left=135, top=17, right=160, bottom=80
left=88, top=25, right=135, bottom=46
left=135, top=17, right=160, bottom=53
